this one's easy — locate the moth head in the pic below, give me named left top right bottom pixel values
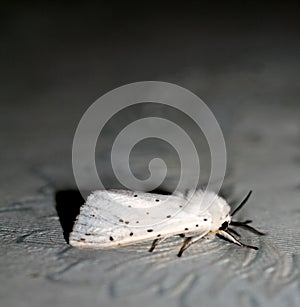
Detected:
left=218, top=190, right=253, bottom=231
left=218, top=214, right=231, bottom=231
left=207, top=196, right=231, bottom=231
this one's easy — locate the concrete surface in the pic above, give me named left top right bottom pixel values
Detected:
left=1, top=3, right=300, bottom=307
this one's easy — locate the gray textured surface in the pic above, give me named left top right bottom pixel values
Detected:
left=1, top=3, right=300, bottom=307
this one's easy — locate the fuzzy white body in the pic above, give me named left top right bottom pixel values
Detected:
left=70, top=189, right=231, bottom=250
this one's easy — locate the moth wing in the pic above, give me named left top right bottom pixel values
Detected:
left=70, top=190, right=213, bottom=249
left=75, top=189, right=186, bottom=226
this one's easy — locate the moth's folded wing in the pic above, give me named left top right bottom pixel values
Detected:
left=70, top=190, right=212, bottom=249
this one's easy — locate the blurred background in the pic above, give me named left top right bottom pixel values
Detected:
left=1, top=1, right=299, bottom=200
left=1, top=2, right=300, bottom=307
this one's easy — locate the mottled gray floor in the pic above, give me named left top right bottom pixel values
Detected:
left=1, top=3, right=300, bottom=307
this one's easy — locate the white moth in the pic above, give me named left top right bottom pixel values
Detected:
left=69, top=189, right=264, bottom=257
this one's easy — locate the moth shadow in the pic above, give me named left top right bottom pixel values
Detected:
left=55, top=189, right=85, bottom=243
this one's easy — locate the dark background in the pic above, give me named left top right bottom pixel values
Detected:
left=2, top=1, right=299, bottom=98
left=1, top=1, right=299, bottom=197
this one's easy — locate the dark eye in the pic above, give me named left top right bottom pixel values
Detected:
left=219, top=221, right=228, bottom=230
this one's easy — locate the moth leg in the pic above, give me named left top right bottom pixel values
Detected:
left=148, top=237, right=167, bottom=252
left=230, top=220, right=265, bottom=236
left=217, top=230, right=258, bottom=250
left=177, top=235, right=205, bottom=257
left=177, top=237, right=192, bottom=257
left=149, top=238, right=161, bottom=252
left=227, top=227, right=241, bottom=237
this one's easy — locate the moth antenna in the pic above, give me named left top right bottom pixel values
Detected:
left=230, top=221, right=265, bottom=236
left=217, top=230, right=258, bottom=250
left=231, top=190, right=252, bottom=217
